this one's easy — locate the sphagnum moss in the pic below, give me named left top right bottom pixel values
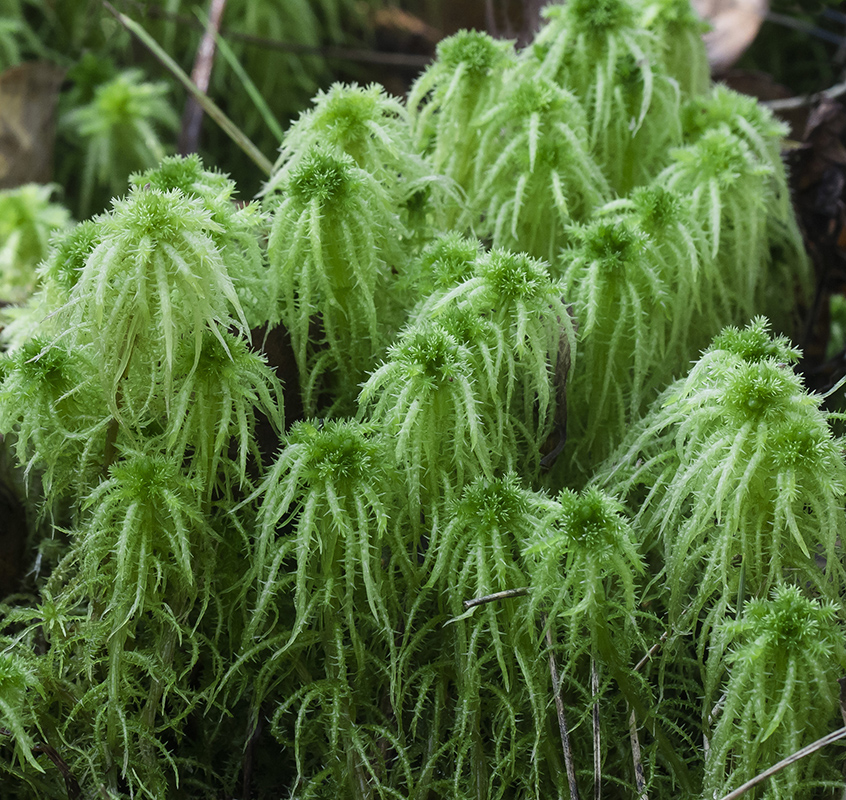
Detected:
left=530, top=0, right=686, bottom=193
left=594, top=320, right=846, bottom=663
left=0, top=1, right=841, bottom=798
left=704, top=587, right=846, bottom=799
left=408, top=29, right=516, bottom=204
left=268, top=145, right=407, bottom=415
left=66, top=185, right=249, bottom=423
left=470, top=73, right=610, bottom=259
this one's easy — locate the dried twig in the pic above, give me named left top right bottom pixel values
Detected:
left=462, top=587, right=529, bottom=610
left=707, top=692, right=728, bottom=731
left=628, top=708, right=648, bottom=800
left=624, top=633, right=673, bottom=796
left=35, top=742, right=82, bottom=800
left=0, top=728, right=81, bottom=799
left=763, top=79, right=846, bottom=112
left=103, top=1, right=273, bottom=175
left=179, top=0, right=228, bottom=155
left=591, top=658, right=601, bottom=800
left=633, top=630, right=669, bottom=673
left=716, top=725, right=846, bottom=800
left=542, top=615, right=580, bottom=800
left=704, top=691, right=727, bottom=757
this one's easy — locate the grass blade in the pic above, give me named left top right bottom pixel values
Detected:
left=200, top=10, right=286, bottom=144
left=102, top=1, right=273, bottom=176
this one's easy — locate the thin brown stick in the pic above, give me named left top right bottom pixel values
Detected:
left=763, top=79, right=846, bottom=111
left=841, top=678, right=846, bottom=788
left=462, top=587, right=529, bottom=610
left=35, top=742, right=82, bottom=800
left=179, top=0, right=228, bottom=155
left=542, top=615, right=580, bottom=800
left=633, top=630, right=669, bottom=673
left=707, top=692, right=728, bottom=732
left=103, top=1, right=273, bottom=175
left=0, top=729, right=81, bottom=799
left=627, top=631, right=668, bottom=796
left=591, top=658, right=601, bottom=800
left=628, top=708, right=648, bottom=800
left=716, top=725, right=846, bottom=800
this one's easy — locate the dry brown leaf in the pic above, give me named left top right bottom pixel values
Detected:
left=691, top=0, right=769, bottom=73
left=372, top=7, right=441, bottom=43
left=0, top=61, right=65, bottom=189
